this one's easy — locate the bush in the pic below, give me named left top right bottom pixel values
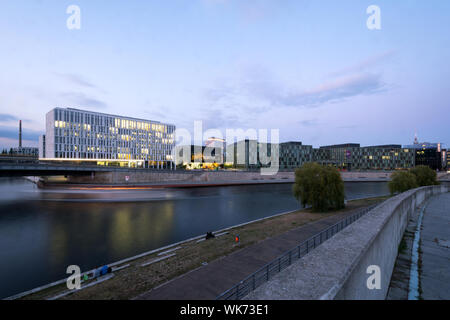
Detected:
left=388, top=171, right=418, bottom=194
left=293, top=163, right=345, bottom=212
left=410, top=165, right=439, bottom=187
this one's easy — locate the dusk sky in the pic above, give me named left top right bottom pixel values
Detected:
left=0, top=0, right=449, bottom=149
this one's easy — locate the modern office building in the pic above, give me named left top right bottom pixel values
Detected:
left=225, top=140, right=415, bottom=171
left=317, top=144, right=361, bottom=170
left=279, top=142, right=313, bottom=170
left=227, top=139, right=275, bottom=170
left=404, top=141, right=444, bottom=171
left=312, top=144, right=414, bottom=171
left=352, top=145, right=415, bottom=170
left=40, top=107, right=176, bottom=169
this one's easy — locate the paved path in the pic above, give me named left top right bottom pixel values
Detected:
left=420, top=192, right=450, bottom=299
left=135, top=207, right=368, bottom=300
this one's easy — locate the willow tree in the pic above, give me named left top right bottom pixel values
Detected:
left=410, top=165, right=439, bottom=187
left=388, top=171, right=418, bottom=194
left=293, top=163, right=345, bottom=212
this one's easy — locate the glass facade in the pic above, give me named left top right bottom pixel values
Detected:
left=42, top=108, right=176, bottom=168
left=227, top=141, right=416, bottom=171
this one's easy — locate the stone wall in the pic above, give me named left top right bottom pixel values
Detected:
left=244, top=185, right=448, bottom=300
left=66, top=170, right=449, bottom=185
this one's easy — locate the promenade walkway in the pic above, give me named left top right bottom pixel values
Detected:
left=420, top=192, right=450, bottom=299
left=135, top=207, right=368, bottom=300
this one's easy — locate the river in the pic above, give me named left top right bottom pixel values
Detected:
left=0, top=177, right=389, bottom=298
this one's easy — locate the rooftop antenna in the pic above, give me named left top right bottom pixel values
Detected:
left=414, top=129, right=419, bottom=145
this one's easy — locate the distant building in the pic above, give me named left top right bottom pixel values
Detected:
left=352, top=145, right=414, bottom=171
left=41, top=107, right=176, bottom=169
left=317, top=144, right=361, bottom=170
left=39, top=135, right=46, bottom=159
left=404, top=140, right=444, bottom=171
left=223, top=140, right=415, bottom=171
left=174, top=145, right=223, bottom=170
left=446, top=150, right=450, bottom=170
left=227, top=139, right=274, bottom=170
left=279, top=142, right=312, bottom=170
left=443, top=149, right=448, bottom=170
left=316, top=144, right=414, bottom=171
left=10, top=147, right=39, bottom=158
left=205, top=137, right=225, bottom=164
left=0, top=120, right=39, bottom=159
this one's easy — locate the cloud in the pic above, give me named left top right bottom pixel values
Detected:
left=201, top=107, right=248, bottom=131
left=277, top=73, right=386, bottom=108
left=0, top=113, right=33, bottom=123
left=0, top=125, right=42, bottom=142
left=298, top=119, right=319, bottom=127
left=330, top=50, right=396, bottom=77
left=0, top=113, right=19, bottom=122
left=204, top=65, right=387, bottom=113
left=337, top=125, right=358, bottom=129
left=60, top=92, right=108, bottom=109
left=54, top=73, right=97, bottom=89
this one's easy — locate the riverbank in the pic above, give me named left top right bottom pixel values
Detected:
left=36, top=177, right=393, bottom=191
left=54, top=170, right=402, bottom=186
left=34, top=171, right=450, bottom=190
left=36, top=179, right=294, bottom=190
left=15, top=195, right=390, bottom=300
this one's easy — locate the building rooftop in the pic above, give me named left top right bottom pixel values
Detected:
left=51, top=107, right=175, bottom=126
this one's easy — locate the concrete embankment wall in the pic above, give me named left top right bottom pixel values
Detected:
left=67, top=170, right=402, bottom=184
left=66, top=170, right=449, bottom=185
left=244, top=184, right=448, bottom=300
left=67, top=171, right=296, bottom=184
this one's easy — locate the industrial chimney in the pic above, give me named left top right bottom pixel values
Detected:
left=19, top=120, right=22, bottom=148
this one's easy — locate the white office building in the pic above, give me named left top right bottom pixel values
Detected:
left=41, top=108, right=176, bottom=169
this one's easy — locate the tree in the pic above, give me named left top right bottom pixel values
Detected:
left=388, top=171, right=418, bottom=195
left=410, top=165, right=439, bottom=187
left=293, top=163, right=345, bottom=212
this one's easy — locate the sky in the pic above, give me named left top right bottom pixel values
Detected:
left=0, top=0, right=449, bottom=149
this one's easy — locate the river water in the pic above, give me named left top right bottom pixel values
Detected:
left=0, top=178, right=389, bottom=298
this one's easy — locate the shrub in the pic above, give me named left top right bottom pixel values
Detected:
left=293, top=163, right=345, bottom=212
left=388, top=171, right=418, bottom=194
left=410, top=165, right=439, bottom=187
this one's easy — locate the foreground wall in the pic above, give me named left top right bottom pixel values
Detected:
left=244, top=185, right=448, bottom=300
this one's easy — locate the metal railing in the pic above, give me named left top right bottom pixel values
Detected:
left=216, top=203, right=379, bottom=300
